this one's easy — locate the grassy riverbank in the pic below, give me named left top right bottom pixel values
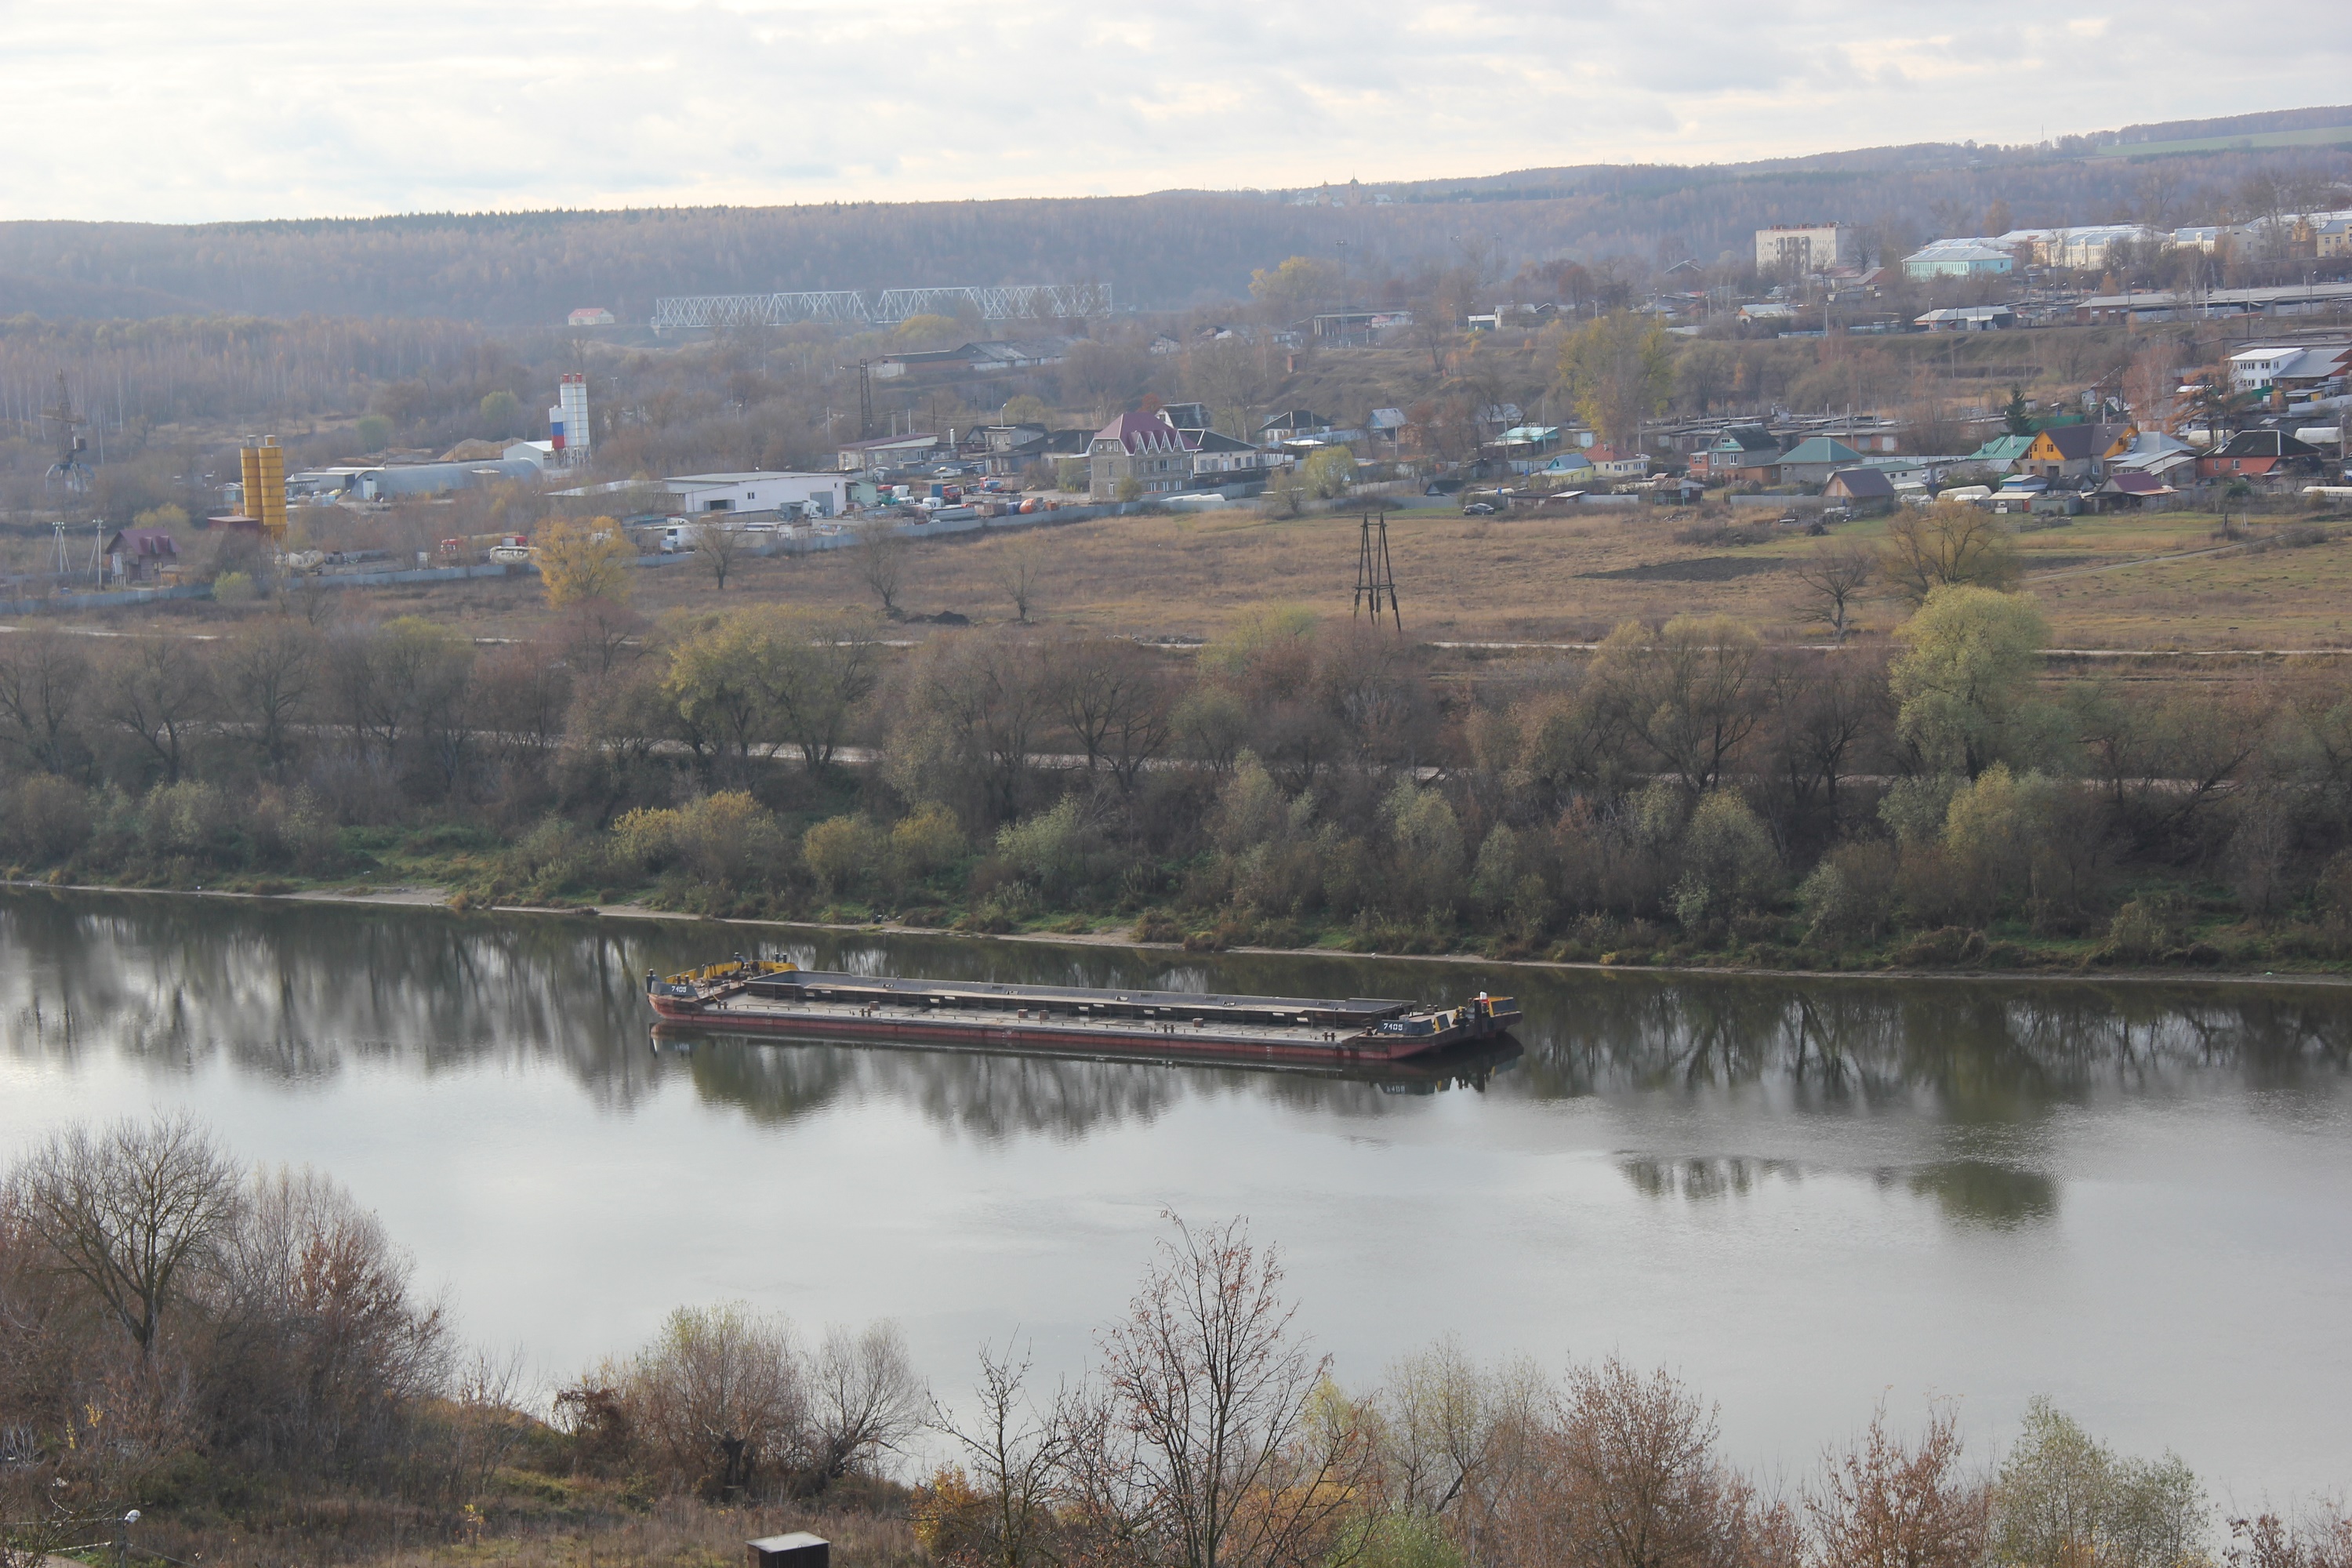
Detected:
left=14, top=837, right=2350, bottom=986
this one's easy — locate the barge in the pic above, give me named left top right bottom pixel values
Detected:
left=644, top=959, right=1519, bottom=1065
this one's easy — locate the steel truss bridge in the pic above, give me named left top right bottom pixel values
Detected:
left=650, top=282, right=1112, bottom=332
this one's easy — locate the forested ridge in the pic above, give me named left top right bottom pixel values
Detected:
left=2, top=105, right=2347, bottom=324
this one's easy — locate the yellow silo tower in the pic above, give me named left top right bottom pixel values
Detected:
left=238, top=436, right=288, bottom=539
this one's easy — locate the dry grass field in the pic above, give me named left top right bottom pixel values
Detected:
left=477, top=501, right=2352, bottom=652
left=31, top=499, right=2352, bottom=657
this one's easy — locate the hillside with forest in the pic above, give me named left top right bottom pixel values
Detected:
left=1, top=107, right=2347, bottom=325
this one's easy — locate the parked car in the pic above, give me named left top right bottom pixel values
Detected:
left=1462, top=500, right=1499, bottom=516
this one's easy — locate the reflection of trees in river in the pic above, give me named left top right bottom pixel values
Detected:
left=1509, top=975, right=2352, bottom=1119
left=4, top=892, right=2347, bottom=1143
left=1616, top=1153, right=2060, bottom=1228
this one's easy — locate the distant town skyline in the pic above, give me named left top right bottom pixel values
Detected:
left=2, top=0, right=2347, bottom=224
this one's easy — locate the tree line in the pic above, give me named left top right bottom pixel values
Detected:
left=6, top=514, right=2352, bottom=966
left=7, top=1116, right=2348, bottom=1568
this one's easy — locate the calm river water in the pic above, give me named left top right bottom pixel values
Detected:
left=3, top=889, right=2348, bottom=1501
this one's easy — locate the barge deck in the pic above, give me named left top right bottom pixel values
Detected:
left=645, top=961, right=1519, bottom=1065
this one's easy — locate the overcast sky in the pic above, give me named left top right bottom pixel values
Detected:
left=4, top=1, right=2347, bottom=223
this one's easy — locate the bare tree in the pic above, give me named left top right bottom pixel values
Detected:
left=1795, top=543, right=1876, bottom=642
left=1808, top=1400, right=1988, bottom=1568
left=100, top=636, right=215, bottom=782
left=1591, top=615, right=1763, bottom=797
left=806, top=1321, right=927, bottom=1486
left=1095, top=1211, right=1370, bottom=1568
left=0, top=627, right=91, bottom=775
left=857, top=519, right=911, bottom=618
left=929, top=1339, right=1076, bottom=1568
left=9, top=1113, right=242, bottom=1359
left=219, top=616, right=319, bottom=779
left=1049, top=634, right=1174, bottom=790
left=996, top=536, right=1044, bottom=625
left=693, top=519, right=746, bottom=590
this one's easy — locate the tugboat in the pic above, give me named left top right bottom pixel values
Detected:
left=645, top=957, right=1519, bottom=1065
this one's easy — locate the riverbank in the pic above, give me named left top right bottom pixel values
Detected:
left=13, top=874, right=2352, bottom=991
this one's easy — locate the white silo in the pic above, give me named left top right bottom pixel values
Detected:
left=550, top=373, right=592, bottom=465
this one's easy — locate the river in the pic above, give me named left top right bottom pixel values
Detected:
left=2, top=888, right=2348, bottom=1503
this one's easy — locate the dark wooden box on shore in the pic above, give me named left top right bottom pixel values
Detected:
left=747, top=1534, right=828, bottom=1568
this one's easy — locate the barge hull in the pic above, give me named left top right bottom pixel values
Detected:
left=647, top=998, right=1508, bottom=1063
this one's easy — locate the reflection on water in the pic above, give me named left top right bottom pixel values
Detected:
left=1900, top=1159, right=2061, bottom=1228
left=5, top=888, right=2350, bottom=1137
left=1619, top=1155, right=1805, bottom=1202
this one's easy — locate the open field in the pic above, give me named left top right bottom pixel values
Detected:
left=390, top=501, right=2352, bottom=653
left=13, top=501, right=2352, bottom=656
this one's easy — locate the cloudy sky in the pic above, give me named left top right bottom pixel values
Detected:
left=4, top=0, right=2347, bottom=223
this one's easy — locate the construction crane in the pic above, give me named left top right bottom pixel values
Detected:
left=42, top=372, right=92, bottom=494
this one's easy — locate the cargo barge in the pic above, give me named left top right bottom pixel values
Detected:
left=644, top=959, right=1519, bottom=1065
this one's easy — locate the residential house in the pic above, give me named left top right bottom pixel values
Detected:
left=1258, top=409, right=1334, bottom=444
left=2107, top=432, right=2198, bottom=485
left=1184, top=428, right=1276, bottom=481
left=1739, top=302, right=1796, bottom=326
left=567, top=307, right=615, bottom=327
left=1690, top=426, right=1781, bottom=481
left=2198, top=430, right=2325, bottom=481
left=2318, top=220, right=2352, bottom=260
left=1962, top=434, right=2036, bottom=474
left=1160, top=403, right=1213, bottom=431
left=1775, top=436, right=1867, bottom=486
left=2096, top=471, right=2177, bottom=510
left=102, top=528, right=178, bottom=583
left=1541, top=451, right=1597, bottom=483
left=1367, top=408, right=1407, bottom=449
left=2017, top=423, right=2136, bottom=483
left=1090, top=412, right=1192, bottom=499
left=1584, top=445, right=1650, bottom=481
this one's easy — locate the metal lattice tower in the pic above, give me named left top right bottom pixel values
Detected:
left=42, top=372, right=92, bottom=494
left=1352, top=513, right=1401, bottom=629
left=651, top=281, right=1112, bottom=332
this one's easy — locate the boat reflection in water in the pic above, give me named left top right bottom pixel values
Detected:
left=651, top=1021, right=1522, bottom=1095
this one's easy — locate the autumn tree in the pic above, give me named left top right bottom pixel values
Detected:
left=1557, top=312, right=1675, bottom=451
left=1809, top=1401, right=1988, bottom=1568
left=1591, top=615, right=1762, bottom=797
left=1889, top=586, right=2049, bottom=777
left=620, top=1302, right=807, bottom=1498
left=924, top=1341, right=1077, bottom=1568
left=1880, top=505, right=2020, bottom=605
left=536, top=514, right=632, bottom=608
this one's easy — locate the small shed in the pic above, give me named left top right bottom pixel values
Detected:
left=1823, top=468, right=1896, bottom=510
left=747, top=1534, right=829, bottom=1568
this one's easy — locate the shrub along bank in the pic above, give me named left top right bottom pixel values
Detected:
left=9, top=589, right=2352, bottom=973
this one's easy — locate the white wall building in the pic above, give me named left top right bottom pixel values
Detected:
left=659, top=471, right=858, bottom=516
left=1755, top=224, right=1853, bottom=274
